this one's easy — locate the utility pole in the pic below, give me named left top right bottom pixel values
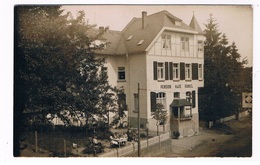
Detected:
left=137, top=83, right=141, bottom=157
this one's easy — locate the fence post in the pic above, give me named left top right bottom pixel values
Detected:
left=147, top=138, right=149, bottom=147
left=64, top=140, right=67, bottom=157
left=35, top=131, right=38, bottom=153
left=132, top=142, right=135, bottom=152
left=116, top=148, right=119, bottom=157
left=159, top=135, right=161, bottom=151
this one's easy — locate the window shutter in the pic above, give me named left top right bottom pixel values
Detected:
left=153, top=61, right=157, bottom=80
left=165, top=62, right=169, bottom=80
left=180, top=62, right=185, bottom=80
left=169, top=62, right=173, bottom=80
left=192, top=90, right=196, bottom=108
left=192, top=63, right=198, bottom=80
left=151, top=92, right=157, bottom=112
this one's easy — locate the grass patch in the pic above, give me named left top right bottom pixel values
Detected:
left=22, top=129, right=110, bottom=157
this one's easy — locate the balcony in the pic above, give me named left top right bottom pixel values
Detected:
left=180, top=114, right=193, bottom=121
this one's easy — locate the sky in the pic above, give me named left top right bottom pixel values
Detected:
left=62, top=5, right=253, bottom=67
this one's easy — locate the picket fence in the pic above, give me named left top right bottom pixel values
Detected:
left=99, top=131, right=171, bottom=157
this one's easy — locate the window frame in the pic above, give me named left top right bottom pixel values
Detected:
left=174, top=92, right=180, bottom=99
left=118, top=67, right=126, bottom=81
left=173, top=63, right=180, bottom=81
left=157, top=62, right=165, bottom=81
left=198, top=40, right=203, bottom=52
left=181, top=37, right=189, bottom=51
left=162, top=34, right=171, bottom=50
left=186, top=91, right=192, bottom=103
left=156, top=92, right=166, bottom=109
left=185, top=63, right=192, bottom=80
left=198, top=64, right=203, bottom=80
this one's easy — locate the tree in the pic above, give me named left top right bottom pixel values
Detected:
left=110, top=87, right=128, bottom=128
left=151, top=103, right=168, bottom=136
left=14, top=6, right=117, bottom=156
left=199, top=14, right=247, bottom=120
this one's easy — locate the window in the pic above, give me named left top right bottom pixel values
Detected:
left=156, top=92, right=166, bottom=109
left=181, top=37, right=189, bottom=51
left=162, top=34, right=171, bottom=49
left=198, top=64, right=203, bottom=80
left=133, top=93, right=138, bottom=112
left=185, top=64, right=191, bottom=80
left=118, top=67, right=125, bottom=80
left=186, top=91, right=196, bottom=108
left=157, top=62, right=164, bottom=80
left=198, top=40, right=203, bottom=52
left=173, top=63, right=179, bottom=80
left=174, top=92, right=180, bottom=99
left=186, top=91, right=192, bottom=103
left=151, top=92, right=166, bottom=112
left=137, top=39, right=144, bottom=46
left=118, top=93, right=127, bottom=111
left=127, top=35, right=133, bottom=41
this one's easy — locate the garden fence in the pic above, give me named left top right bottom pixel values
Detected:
left=99, top=131, right=171, bottom=157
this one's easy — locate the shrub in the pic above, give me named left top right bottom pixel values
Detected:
left=140, top=133, right=147, bottom=138
left=172, top=131, right=180, bottom=139
left=95, top=130, right=112, bottom=140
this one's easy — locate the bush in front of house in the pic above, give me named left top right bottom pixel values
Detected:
left=172, top=131, right=180, bottom=139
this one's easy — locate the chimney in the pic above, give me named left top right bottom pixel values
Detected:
left=142, top=11, right=147, bottom=29
left=99, top=26, right=104, bottom=33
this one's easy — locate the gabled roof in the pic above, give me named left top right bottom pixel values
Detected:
left=122, top=10, right=197, bottom=54
left=94, top=30, right=126, bottom=55
left=95, top=10, right=202, bottom=55
left=189, top=13, right=204, bottom=34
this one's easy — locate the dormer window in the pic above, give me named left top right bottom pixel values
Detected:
left=127, top=35, right=133, bottom=41
left=175, top=20, right=182, bottom=26
left=137, top=39, right=144, bottom=46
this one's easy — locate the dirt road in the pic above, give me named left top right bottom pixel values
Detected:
left=167, top=116, right=252, bottom=157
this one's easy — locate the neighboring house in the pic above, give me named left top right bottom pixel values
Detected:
left=95, top=10, right=205, bottom=138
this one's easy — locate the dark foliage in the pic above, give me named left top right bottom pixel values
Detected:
left=14, top=5, right=117, bottom=156
left=199, top=14, right=250, bottom=121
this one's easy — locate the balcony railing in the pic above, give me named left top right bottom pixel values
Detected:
left=180, top=114, right=192, bottom=121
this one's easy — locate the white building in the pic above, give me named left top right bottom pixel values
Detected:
left=95, top=10, right=204, bottom=138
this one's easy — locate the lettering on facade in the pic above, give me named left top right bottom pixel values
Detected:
left=185, top=84, right=193, bottom=88
left=160, top=85, right=171, bottom=89
left=175, top=84, right=181, bottom=88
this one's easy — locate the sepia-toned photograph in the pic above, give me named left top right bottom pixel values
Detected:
left=12, top=4, right=253, bottom=159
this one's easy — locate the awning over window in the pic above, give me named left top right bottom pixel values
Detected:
left=170, top=99, right=192, bottom=107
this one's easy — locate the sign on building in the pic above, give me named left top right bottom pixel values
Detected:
left=242, top=92, right=252, bottom=108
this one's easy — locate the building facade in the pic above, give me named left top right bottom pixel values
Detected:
left=95, top=10, right=204, bottom=138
